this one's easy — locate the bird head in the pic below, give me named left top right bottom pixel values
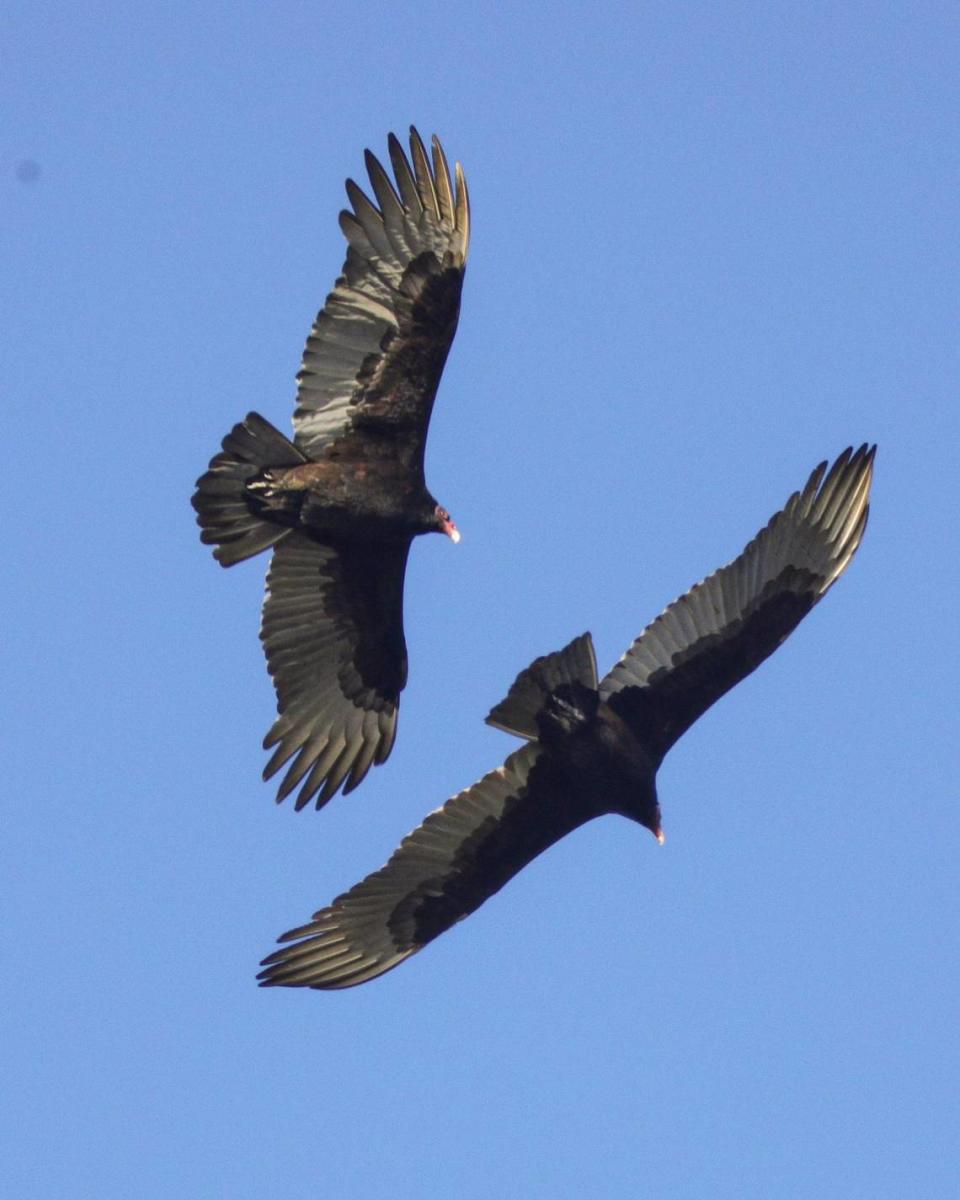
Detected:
left=434, top=504, right=460, bottom=543
left=636, top=780, right=664, bottom=845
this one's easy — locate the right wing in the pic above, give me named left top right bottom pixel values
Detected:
left=293, top=128, right=470, bottom=475
left=600, top=446, right=875, bottom=761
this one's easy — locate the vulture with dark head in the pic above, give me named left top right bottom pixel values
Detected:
left=192, top=129, right=469, bottom=810
left=258, top=446, right=875, bottom=989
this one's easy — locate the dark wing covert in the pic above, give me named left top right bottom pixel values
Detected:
left=599, top=446, right=875, bottom=761
left=293, top=128, right=470, bottom=474
left=258, top=742, right=595, bottom=989
left=260, top=533, right=411, bottom=809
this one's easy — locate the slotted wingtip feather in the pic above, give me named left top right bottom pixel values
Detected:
left=804, top=443, right=875, bottom=586
left=256, top=903, right=413, bottom=990
left=598, top=444, right=876, bottom=729
left=354, top=127, right=470, bottom=259
left=256, top=536, right=405, bottom=812
left=257, top=912, right=417, bottom=990
left=295, top=126, right=470, bottom=459
left=454, top=160, right=471, bottom=253
left=423, top=129, right=471, bottom=256
left=257, top=744, right=541, bottom=989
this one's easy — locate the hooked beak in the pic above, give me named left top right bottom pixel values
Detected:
left=442, top=518, right=461, bottom=544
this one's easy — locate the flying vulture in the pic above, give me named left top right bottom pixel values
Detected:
left=258, top=446, right=875, bottom=989
left=192, top=129, right=470, bottom=810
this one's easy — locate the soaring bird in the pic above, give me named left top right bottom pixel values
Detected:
left=192, top=129, right=469, bottom=810
left=259, top=446, right=875, bottom=989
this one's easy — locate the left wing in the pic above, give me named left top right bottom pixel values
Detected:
left=260, top=533, right=410, bottom=809
left=258, top=743, right=592, bottom=989
left=599, top=446, right=875, bottom=761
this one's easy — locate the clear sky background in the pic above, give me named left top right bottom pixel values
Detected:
left=4, top=3, right=958, bottom=1197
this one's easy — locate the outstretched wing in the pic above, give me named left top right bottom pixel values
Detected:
left=258, top=743, right=593, bottom=989
left=293, top=127, right=470, bottom=474
left=260, top=533, right=411, bottom=809
left=600, top=446, right=875, bottom=761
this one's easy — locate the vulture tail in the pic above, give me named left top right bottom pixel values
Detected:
left=485, top=632, right=598, bottom=740
left=192, top=411, right=307, bottom=567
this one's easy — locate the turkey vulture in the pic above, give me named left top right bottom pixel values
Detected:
left=258, top=446, right=875, bottom=989
left=192, top=129, right=470, bottom=810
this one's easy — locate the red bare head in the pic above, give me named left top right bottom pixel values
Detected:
left=435, top=505, right=460, bottom=543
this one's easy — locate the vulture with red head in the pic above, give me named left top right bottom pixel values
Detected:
left=258, top=446, right=875, bottom=989
left=192, top=129, right=469, bottom=810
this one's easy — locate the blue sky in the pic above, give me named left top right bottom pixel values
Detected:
left=4, top=2, right=958, bottom=1196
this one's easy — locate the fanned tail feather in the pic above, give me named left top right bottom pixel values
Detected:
left=192, top=412, right=306, bottom=567
left=485, top=632, right=598, bottom=740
